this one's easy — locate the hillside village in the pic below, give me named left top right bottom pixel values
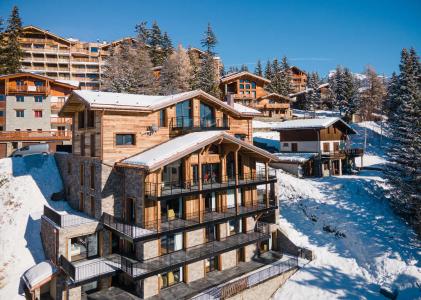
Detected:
left=0, top=3, right=420, bottom=300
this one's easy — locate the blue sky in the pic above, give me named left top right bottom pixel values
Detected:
left=1, top=0, right=420, bottom=77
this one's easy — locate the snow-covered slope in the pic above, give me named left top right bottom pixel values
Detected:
left=255, top=120, right=421, bottom=299
left=0, top=155, right=64, bottom=299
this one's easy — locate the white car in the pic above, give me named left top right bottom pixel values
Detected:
left=12, top=143, right=50, bottom=157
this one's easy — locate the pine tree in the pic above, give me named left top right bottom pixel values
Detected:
left=149, top=21, right=164, bottom=66
left=226, top=66, right=239, bottom=74
left=264, top=60, right=272, bottom=79
left=135, top=21, right=150, bottom=44
left=161, top=32, right=174, bottom=60
left=240, top=64, right=249, bottom=72
left=160, top=45, right=193, bottom=95
left=279, top=56, right=293, bottom=96
left=385, top=72, right=400, bottom=120
left=0, top=17, right=5, bottom=72
left=1, top=6, right=23, bottom=74
left=196, top=24, right=219, bottom=96
left=329, top=66, right=347, bottom=115
left=267, top=58, right=282, bottom=94
left=386, top=47, right=421, bottom=226
left=255, top=60, right=263, bottom=76
left=201, top=23, right=217, bottom=55
left=306, top=72, right=321, bottom=111
left=359, top=66, right=386, bottom=120
left=101, top=43, right=157, bottom=94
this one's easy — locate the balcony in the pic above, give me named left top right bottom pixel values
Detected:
left=102, top=196, right=277, bottom=242
left=321, top=148, right=364, bottom=158
left=50, top=101, right=65, bottom=110
left=7, top=85, right=49, bottom=94
left=170, top=116, right=229, bottom=132
left=0, top=130, right=71, bottom=141
left=262, top=103, right=290, bottom=109
left=50, top=117, right=72, bottom=124
left=60, top=223, right=271, bottom=284
left=145, top=171, right=277, bottom=200
left=43, top=205, right=96, bottom=228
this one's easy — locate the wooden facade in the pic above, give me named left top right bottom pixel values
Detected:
left=289, top=66, right=307, bottom=93
left=220, top=71, right=293, bottom=120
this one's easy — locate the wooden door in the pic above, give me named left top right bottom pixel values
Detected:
left=0, top=143, right=7, bottom=158
left=291, top=143, right=298, bottom=152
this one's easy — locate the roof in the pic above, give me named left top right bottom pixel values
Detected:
left=119, top=131, right=278, bottom=171
left=22, top=261, right=57, bottom=291
left=289, top=66, right=306, bottom=74
left=0, top=72, right=79, bottom=89
left=259, top=92, right=293, bottom=102
left=274, top=152, right=318, bottom=164
left=23, top=25, right=72, bottom=45
left=63, top=89, right=255, bottom=117
left=220, top=71, right=271, bottom=84
left=233, top=103, right=261, bottom=115
left=271, top=117, right=356, bottom=134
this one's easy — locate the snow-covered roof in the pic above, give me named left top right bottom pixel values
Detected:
left=271, top=117, right=356, bottom=134
left=119, top=131, right=278, bottom=171
left=274, top=152, right=318, bottom=164
left=220, top=71, right=271, bottom=83
left=22, top=261, right=57, bottom=291
left=233, top=103, right=261, bottom=115
left=67, top=89, right=254, bottom=117
left=56, top=79, right=80, bottom=88
left=259, top=92, right=293, bottom=102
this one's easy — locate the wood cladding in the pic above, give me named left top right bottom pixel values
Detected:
left=279, top=125, right=347, bottom=142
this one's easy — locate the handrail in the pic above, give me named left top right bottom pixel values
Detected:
left=170, top=116, right=229, bottom=130
left=121, top=223, right=271, bottom=279
left=0, top=130, right=71, bottom=141
left=145, top=171, right=277, bottom=198
left=43, top=205, right=96, bottom=228
left=101, top=198, right=277, bottom=240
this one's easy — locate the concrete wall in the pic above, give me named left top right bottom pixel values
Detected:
left=5, top=95, right=51, bottom=131
left=185, top=260, right=205, bottom=283
left=220, top=250, right=237, bottom=270
left=270, top=162, right=302, bottom=177
left=280, top=140, right=342, bottom=153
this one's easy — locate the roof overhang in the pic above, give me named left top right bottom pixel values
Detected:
left=221, top=71, right=271, bottom=84
left=258, top=93, right=292, bottom=102
left=116, top=132, right=278, bottom=172
left=22, top=25, right=72, bottom=45
left=271, top=118, right=356, bottom=134
left=0, top=72, right=78, bottom=89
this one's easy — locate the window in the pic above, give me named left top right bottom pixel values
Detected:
left=90, top=47, right=99, bottom=53
left=90, top=164, right=95, bottom=189
left=234, top=134, right=246, bottom=141
left=116, top=134, right=135, bottom=146
left=229, top=219, right=241, bottom=235
left=16, top=96, right=24, bottom=102
left=78, top=111, right=85, bottom=129
left=34, top=81, right=43, bottom=87
left=0, top=95, right=5, bottom=101
left=34, top=96, right=44, bottom=103
left=90, top=196, right=95, bottom=217
left=283, top=143, right=289, bottom=147
left=34, top=110, right=43, bottom=118
left=125, top=198, right=136, bottom=223
left=205, top=256, right=218, bottom=273
left=87, top=110, right=95, bottom=128
left=0, top=111, right=4, bottom=117
left=0, top=126, right=3, bottom=131
left=160, top=268, right=181, bottom=289
left=90, top=134, right=96, bottom=157
left=79, top=192, right=84, bottom=211
left=239, top=84, right=244, bottom=89
left=159, top=109, right=166, bottom=127
left=175, top=99, right=192, bottom=127
left=251, top=81, right=256, bottom=88
left=200, top=102, right=215, bottom=128
left=70, top=233, right=98, bottom=262
left=80, top=164, right=84, bottom=186
left=16, top=110, right=24, bottom=117
left=80, top=133, right=85, bottom=156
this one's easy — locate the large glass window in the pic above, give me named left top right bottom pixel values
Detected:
left=200, top=102, right=215, bottom=128
left=116, top=134, right=135, bottom=146
left=229, top=219, right=242, bottom=235
left=202, top=163, right=220, bottom=184
left=69, top=233, right=98, bottom=262
left=160, top=233, right=182, bottom=255
left=159, top=109, right=166, bottom=127
left=161, top=197, right=182, bottom=221
left=16, top=95, right=24, bottom=102
left=16, top=110, right=24, bottom=117
left=160, top=268, right=182, bottom=289
left=205, top=256, right=218, bottom=273
left=175, top=99, right=192, bottom=127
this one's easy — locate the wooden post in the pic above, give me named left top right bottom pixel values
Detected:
left=265, top=162, right=269, bottom=208
left=156, top=170, right=162, bottom=231
left=234, top=150, right=239, bottom=215
left=198, top=150, right=203, bottom=222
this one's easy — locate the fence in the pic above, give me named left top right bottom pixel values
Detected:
left=43, top=205, right=95, bottom=228
left=191, top=257, right=299, bottom=300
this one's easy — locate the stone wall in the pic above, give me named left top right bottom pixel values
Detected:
left=185, top=260, right=205, bottom=283
left=185, top=228, right=205, bottom=248
left=220, top=249, right=237, bottom=270
left=122, top=167, right=145, bottom=223
left=136, top=275, right=159, bottom=299
left=41, top=217, right=59, bottom=263
left=136, top=239, right=159, bottom=261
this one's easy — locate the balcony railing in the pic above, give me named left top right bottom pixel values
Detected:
left=43, top=205, right=96, bottom=228
left=0, top=130, right=71, bottom=141
left=7, top=85, right=49, bottom=93
left=121, top=222, right=271, bottom=280
left=50, top=101, right=65, bottom=110
left=170, top=116, right=229, bottom=132
left=101, top=197, right=277, bottom=242
left=50, top=117, right=72, bottom=124
left=145, top=171, right=277, bottom=199
left=321, top=148, right=364, bottom=157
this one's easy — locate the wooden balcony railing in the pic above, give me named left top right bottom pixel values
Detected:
left=7, top=85, right=49, bottom=94
left=0, top=130, right=71, bottom=141
left=50, top=102, right=65, bottom=110
left=50, top=117, right=72, bottom=124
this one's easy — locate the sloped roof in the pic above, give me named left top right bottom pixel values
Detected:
left=258, top=92, right=293, bottom=102
left=271, top=117, right=356, bottom=134
left=22, top=261, right=57, bottom=291
left=23, top=25, right=72, bottom=45
left=0, top=72, right=79, bottom=89
left=233, top=103, right=261, bottom=115
left=118, top=131, right=278, bottom=171
left=63, top=89, right=256, bottom=117
left=220, top=71, right=271, bottom=84
left=274, top=152, right=318, bottom=164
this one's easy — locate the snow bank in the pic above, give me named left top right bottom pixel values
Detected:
left=0, top=155, right=64, bottom=299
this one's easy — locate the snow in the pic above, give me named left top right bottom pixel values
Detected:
left=269, top=117, right=354, bottom=132
left=55, top=79, right=80, bottom=87
left=0, top=155, right=73, bottom=299
left=253, top=121, right=421, bottom=299
left=292, top=109, right=341, bottom=118
left=22, top=261, right=57, bottom=290
left=233, top=103, right=261, bottom=115
left=274, top=152, right=318, bottom=163
left=122, top=131, right=225, bottom=169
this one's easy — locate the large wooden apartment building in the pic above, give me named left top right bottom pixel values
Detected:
left=289, top=66, right=307, bottom=93
left=0, top=73, right=77, bottom=157
left=220, top=71, right=293, bottom=120
left=271, top=117, right=364, bottom=177
left=34, top=89, right=292, bottom=300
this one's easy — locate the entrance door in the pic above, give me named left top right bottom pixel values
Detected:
left=291, top=143, right=298, bottom=152
left=125, top=198, right=135, bottom=223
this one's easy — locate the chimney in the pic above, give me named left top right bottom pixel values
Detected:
left=226, top=94, right=234, bottom=107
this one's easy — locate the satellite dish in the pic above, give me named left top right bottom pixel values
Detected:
left=150, top=124, right=158, bottom=133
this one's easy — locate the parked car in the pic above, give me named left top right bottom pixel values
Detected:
left=12, top=143, right=50, bottom=157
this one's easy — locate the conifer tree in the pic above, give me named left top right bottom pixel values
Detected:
left=385, top=72, right=400, bottom=120
left=149, top=21, right=164, bottom=66
left=329, top=66, right=347, bottom=114
left=240, top=64, right=249, bottom=72
left=101, top=43, right=157, bottom=94
left=279, top=56, right=293, bottom=96
left=196, top=23, right=220, bottom=96
left=226, top=66, right=239, bottom=74
left=160, top=45, right=192, bottom=95
left=0, top=17, right=5, bottom=72
left=267, top=58, right=282, bottom=94
left=255, top=60, right=263, bottom=77
left=359, top=66, right=386, bottom=120
left=306, top=72, right=321, bottom=111
left=1, top=6, right=23, bottom=74
left=161, top=32, right=174, bottom=60
left=264, top=60, right=272, bottom=79
left=135, top=21, right=150, bottom=44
